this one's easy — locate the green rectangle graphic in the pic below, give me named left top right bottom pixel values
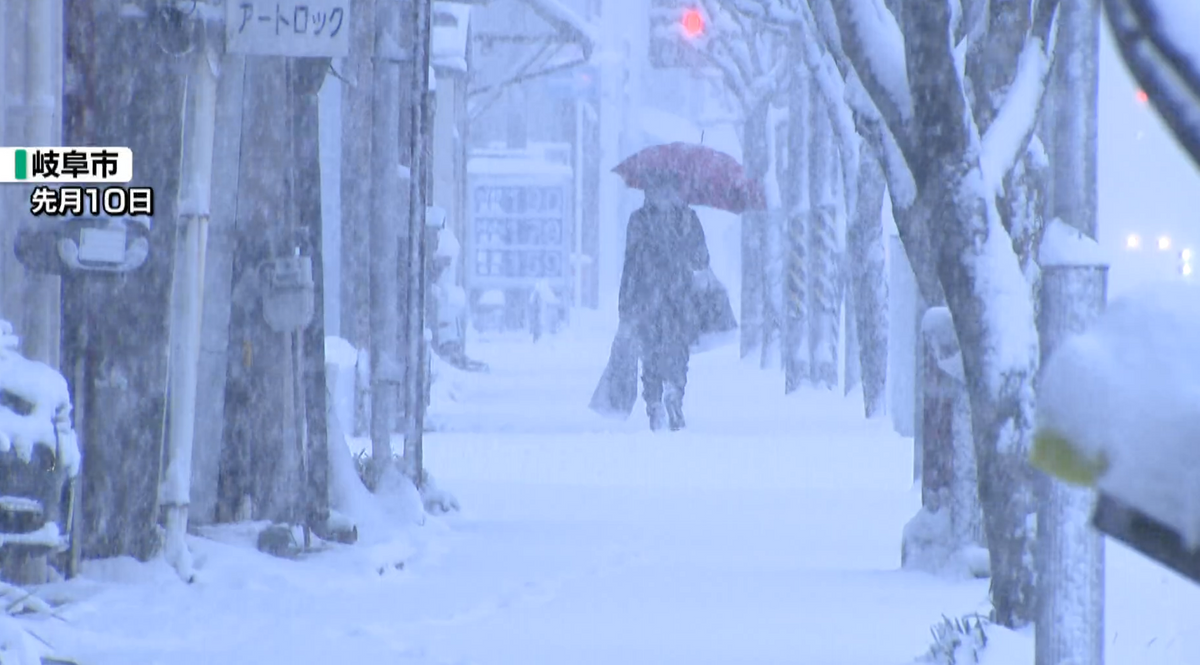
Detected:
left=14, top=149, right=26, bottom=180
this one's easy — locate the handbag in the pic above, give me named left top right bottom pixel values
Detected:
left=690, top=268, right=739, bottom=354
left=588, top=320, right=641, bottom=419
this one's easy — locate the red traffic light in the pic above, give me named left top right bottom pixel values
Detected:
left=681, top=8, right=704, bottom=38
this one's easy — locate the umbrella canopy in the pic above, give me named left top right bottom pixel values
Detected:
left=612, top=142, right=767, bottom=214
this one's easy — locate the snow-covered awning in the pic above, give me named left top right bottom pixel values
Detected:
left=433, top=2, right=471, bottom=74
left=513, top=0, right=598, bottom=59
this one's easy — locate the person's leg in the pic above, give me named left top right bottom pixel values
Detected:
left=638, top=324, right=667, bottom=431
left=662, top=341, right=690, bottom=430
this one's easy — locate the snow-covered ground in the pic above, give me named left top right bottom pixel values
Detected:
left=12, top=315, right=1200, bottom=664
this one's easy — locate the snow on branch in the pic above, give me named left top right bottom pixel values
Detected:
left=828, top=0, right=914, bottom=132
left=1127, top=0, right=1200, bottom=99
left=1103, top=0, right=1200, bottom=168
left=726, top=0, right=802, bottom=24
left=515, top=0, right=600, bottom=58
left=702, top=0, right=790, bottom=110
left=979, top=36, right=1055, bottom=197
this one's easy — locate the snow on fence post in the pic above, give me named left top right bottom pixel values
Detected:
left=1035, top=224, right=1107, bottom=665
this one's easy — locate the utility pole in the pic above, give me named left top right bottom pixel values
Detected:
left=368, top=0, right=405, bottom=485
left=219, top=53, right=299, bottom=524
left=340, top=0, right=376, bottom=437
left=291, top=57, right=333, bottom=535
left=403, top=0, right=434, bottom=487
left=70, top=4, right=187, bottom=560
left=1035, top=0, right=1105, bottom=663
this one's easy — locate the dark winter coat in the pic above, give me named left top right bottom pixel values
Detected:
left=618, top=204, right=710, bottom=343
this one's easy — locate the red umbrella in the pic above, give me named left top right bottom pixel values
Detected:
left=612, top=142, right=767, bottom=214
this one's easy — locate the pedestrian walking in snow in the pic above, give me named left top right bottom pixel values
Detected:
left=618, top=174, right=711, bottom=430
left=590, top=141, right=754, bottom=428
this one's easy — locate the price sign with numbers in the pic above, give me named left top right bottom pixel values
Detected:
left=466, top=175, right=573, bottom=293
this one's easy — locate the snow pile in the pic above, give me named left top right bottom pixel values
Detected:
left=0, top=615, right=44, bottom=665
left=902, top=508, right=990, bottom=580
left=1039, top=218, right=1111, bottom=267
left=1034, top=281, right=1200, bottom=548
left=325, top=336, right=358, bottom=449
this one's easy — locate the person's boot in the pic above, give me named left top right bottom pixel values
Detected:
left=647, top=401, right=667, bottom=431
left=663, top=383, right=685, bottom=431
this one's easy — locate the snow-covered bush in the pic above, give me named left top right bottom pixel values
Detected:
left=921, top=613, right=991, bottom=665
left=0, top=320, right=80, bottom=557
left=0, top=321, right=80, bottom=479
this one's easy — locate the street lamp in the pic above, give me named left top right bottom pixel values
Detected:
left=1158, top=235, right=1172, bottom=251
left=1126, top=233, right=1141, bottom=249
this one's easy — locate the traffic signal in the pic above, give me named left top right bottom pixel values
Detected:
left=680, top=8, right=705, bottom=38
left=649, top=0, right=707, bottom=69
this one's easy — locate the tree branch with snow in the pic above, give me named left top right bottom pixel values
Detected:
left=1102, top=0, right=1200, bottom=168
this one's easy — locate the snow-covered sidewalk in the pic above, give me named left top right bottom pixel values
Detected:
left=13, top=320, right=1200, bottom=664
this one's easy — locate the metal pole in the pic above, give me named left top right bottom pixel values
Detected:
left=369, top=0, right=403, bottom=485
left=1035, top=266, right=1106, bottom=665
left=1035, top=0, right=1105, bottom=662
left=403, top=0, right=433, bottom=487
left=17, top=0, right=61, bottom=368
left=341, top=0, right=376, bottom=438
left=163, top=43, right=219, bottom=583
left=292, top=57, right=332, bottom=539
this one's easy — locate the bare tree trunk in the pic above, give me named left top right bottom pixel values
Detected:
left=842, top=280, right=860, bottom=395
left=1035, top=1, right=1105, bottom=662
left=740, top=102, right=771, bottom=362
left=760, top=208, right=784, bottom=370
left=808, top=85, right=838, bottom=389
left=823, top=0, right=1051, bottom=621
left=902, top=307, right=986, bottom=576
left=935, top=162, right=1040, bottom=627
left=759, top=105, right=785, bottom=370
left=847, top=145, right=888, bottom=416
left=784, top=44, right=812, bottom=392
